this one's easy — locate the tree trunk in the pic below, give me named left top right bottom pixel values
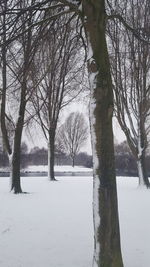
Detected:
left=82, top=1, right=124, bottom=266
left=10, top=150, right=22, bottom=194
left=10, top=90, right=26, bottom=193
left=136, top=111, right=150, bottom=187
left=48, top=129, right=56, bottom=181
left=72, top=156, right=75, bottom=167
left=137, top=150, right=149, bottom=188
left=10, top=118, right=24, bottom=193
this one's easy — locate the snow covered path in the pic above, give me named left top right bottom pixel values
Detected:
left=0, top=176, right=150, bottom=267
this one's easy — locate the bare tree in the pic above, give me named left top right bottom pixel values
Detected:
left=57, top=112, right=88, bottom=167
left=108, top=0, right=150, bottom=187
left=30, top=13, right=86, bottom=180
left=0, top=0, right=44, bottom=193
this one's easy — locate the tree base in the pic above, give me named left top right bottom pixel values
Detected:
left=49, top=178, right=57, bottom=182
left=11, top=189, right=29, bottom=194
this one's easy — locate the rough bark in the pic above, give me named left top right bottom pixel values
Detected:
left=82, top=1, right=124, bottom=266
left=48, top=129, right=56, bottom=181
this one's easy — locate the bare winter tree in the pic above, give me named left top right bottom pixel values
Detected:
left=0, top=0, right=45, bottom=193
left=108, top=0, right=150, bottom=187
left=30, top=13, right=86, bottom=180
left=57, top=112, right=88, bottom=167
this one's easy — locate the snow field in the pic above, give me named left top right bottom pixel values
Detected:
left=117, top=177, right=150, bottom=267
left=0, top=176, right=150, bottom=267
left=0, top=177, right=93, bottom=267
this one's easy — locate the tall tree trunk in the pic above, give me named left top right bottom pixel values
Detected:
left=48, top=129, right=56, bottom=181
left=1, top=14, right=24, bottom=193
left=82, top=1, right=124, bottom=266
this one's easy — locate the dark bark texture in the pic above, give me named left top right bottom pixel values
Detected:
left=82, top=0, right=124, bottom=266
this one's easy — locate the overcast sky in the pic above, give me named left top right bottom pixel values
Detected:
left=24, top=101, right=126, bottom=155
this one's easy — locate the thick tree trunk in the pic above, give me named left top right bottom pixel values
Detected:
left=82, top=1, right=124, bottom=266
left=48, top=129, right=56, bottom=181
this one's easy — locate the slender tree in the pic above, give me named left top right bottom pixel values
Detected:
left=57, top=112, right=88, bottom=167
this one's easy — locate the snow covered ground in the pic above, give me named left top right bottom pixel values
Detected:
left=0, top=175, right=150, bottom=267
left=26, top=165, right=92, bottom=173
left=0, top=165, right=92, bottom=176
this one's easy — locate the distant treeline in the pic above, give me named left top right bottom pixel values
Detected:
left=0, top=141, right=150, bottom=176
left=0, top=144, right=93, bottom=169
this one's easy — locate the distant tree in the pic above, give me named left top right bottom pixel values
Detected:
left=0, top=150, right=9, bottom=168
left=21, top=142, right=28, bottom=155
left=54, top=139, right=66, bottom=166
left=114, top=141, right=137, bottom=176
left=20, top=142, right=29, bottom=168
left=30, top=146, right=41, bottom=155
left=75, top=152, right=93, bottom=168
left=114, top=141, right=132, bottom=157
left=29, top=147, right=48, bottom=166
left=57, top=112, right=88, bottom=167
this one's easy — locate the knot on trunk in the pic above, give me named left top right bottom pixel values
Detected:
left=88, top=59, right=98, bottom=73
